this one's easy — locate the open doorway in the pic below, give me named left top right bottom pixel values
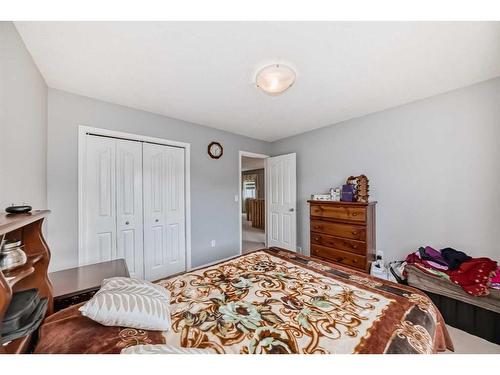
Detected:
left=239, top=151, right=268, bottom=254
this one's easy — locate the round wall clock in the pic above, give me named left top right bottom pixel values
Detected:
left=208, top=141, right=223, bottom=159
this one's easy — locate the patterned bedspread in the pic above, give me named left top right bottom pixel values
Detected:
left=157, top=248, right=453, bottom=354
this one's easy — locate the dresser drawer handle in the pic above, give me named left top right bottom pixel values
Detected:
left=314, top=237, right=320, bottom=241
left=346, top=242, right=357, bottom=249
left=335, top=257, right=344, bottom=262
left=352, top=212, right=358, bottom=216
left=313, top=226, right=321, bottom=230
left=352, top=231, right=358, bottom=235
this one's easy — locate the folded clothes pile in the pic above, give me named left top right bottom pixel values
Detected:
left=405, top=246, right=498, bottom=296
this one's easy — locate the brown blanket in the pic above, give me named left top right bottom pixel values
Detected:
left=34, top=303, right=165, bottom=354
left=35, top=248, right=452, bottom=354
left=156, top=248, right=453, bottom=354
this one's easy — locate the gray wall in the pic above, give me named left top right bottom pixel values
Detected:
left=0, top=22, right=47, bottom=210
left=272, top=77, right=500, bottom=262
left=47, top=89, right=270, bottom=271
left=7, top=19, right=495, bottom=270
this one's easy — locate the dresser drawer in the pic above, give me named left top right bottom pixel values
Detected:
left=310, top=204, right=366, bottom=223
left=311, top=244, right=366, bottom=270
left=310, top=232, right=366, bottom=255
left=310, top=220, right=366, bottom=241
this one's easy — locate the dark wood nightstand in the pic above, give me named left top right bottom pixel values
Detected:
left=49, top=259, right=129, bottom=312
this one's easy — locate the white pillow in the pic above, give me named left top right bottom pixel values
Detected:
left=79, top=277, right=171, bottom=331
left=100, top=277, right=170, bottom=300
left=121, top=345, right=214, bottom=354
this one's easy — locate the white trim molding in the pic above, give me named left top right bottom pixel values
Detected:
left=238, top=150, right=269, bottom=256
left=78, top=125, right=192, bottom=271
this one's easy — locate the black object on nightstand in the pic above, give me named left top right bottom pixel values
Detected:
left=49, top=259, right=129, bottom=312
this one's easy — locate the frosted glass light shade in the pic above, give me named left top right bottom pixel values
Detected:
left=256, top=64, right=296, bottom=95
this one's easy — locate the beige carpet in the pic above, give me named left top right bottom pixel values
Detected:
left=242, top=213, right=265, bottom=254
left=444, top=325, right=500, bottom=354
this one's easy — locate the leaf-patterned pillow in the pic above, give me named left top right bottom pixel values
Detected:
left=121, top=345, right=214, bottom=354
left=101, top=277, right=170, bottom=302
left=79, top=278, right=171, bottom=331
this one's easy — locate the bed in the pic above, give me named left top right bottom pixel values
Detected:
left=406, top=264, right=500, bottom=344
left=34, top=302, right=166, bottom=354
left=35, top=248, right=453, bottom=354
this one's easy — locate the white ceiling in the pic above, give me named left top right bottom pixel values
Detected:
left=15, top=22, right=500, bottom=142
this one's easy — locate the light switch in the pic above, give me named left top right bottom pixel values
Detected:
left=234, top=195, right=239, bottom=202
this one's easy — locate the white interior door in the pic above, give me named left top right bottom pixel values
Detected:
left=116, top=139, right=144, bottom=278
left=82, top=135, right=117, bottom=265
left=143, top=143, right=186, bottom=281
left=266, top=153, right=297, bottom=251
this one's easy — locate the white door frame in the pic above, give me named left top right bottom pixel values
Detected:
left=238, top=150, right=269, bottom=255
left=78, top=126, right=192, bottom=270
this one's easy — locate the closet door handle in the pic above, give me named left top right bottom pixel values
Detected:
left=125, top=221, right=130, bottom=225
left=155, top=219, right=159, bottom=223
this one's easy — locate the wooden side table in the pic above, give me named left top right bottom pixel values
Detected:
left=49, top=259, right=129, bottom=312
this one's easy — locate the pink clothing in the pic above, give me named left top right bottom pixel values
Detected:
left=422, top=260, right=449, bottom=270
left=491, top=268, right=500, bottom=283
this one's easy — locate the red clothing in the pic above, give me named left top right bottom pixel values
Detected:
left=447, top=258, right=497, bottom=296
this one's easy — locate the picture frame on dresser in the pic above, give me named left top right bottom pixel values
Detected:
left=308, top=200, right=376, bottom=273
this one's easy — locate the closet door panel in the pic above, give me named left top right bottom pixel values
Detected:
left=116, top=139, right=144, bottom=279
left=165, top=147, right=185, bottom=271
left=83, top=136, right=117, bottom=265
left=143, top=143, right=167, bottom=280
left=143, top=143, right=185, bottom=281
left=152, top=225, right=165, bottom=266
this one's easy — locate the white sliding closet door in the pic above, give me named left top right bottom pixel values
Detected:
left=82, top=135, right=117, bottom=265
left=82, top=136, right=144, bottom=275
left=81, top=131, right=187, bottom=280
left=116, top=139, right=144, bottom=278
left=143, top=143, right=186, bottom=281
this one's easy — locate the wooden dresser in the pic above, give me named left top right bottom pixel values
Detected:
left=0, top=210, right=53, bottom=354
left=308, top=200, right=376, bottom=273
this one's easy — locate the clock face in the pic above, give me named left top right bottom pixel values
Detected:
left=208, top=142, right=223, bottom=159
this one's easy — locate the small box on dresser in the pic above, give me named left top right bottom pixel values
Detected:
left=308, top=200, right=376, bottom=273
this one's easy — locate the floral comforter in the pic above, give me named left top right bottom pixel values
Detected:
left=157, top=248, right=453, bottom=354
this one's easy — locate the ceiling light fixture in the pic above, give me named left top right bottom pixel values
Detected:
left=255, top=64, right=296, bottom=95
